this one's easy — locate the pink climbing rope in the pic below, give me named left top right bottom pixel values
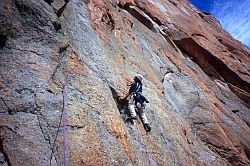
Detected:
left=63, top=53, right=79, bottom=166
left=136, top=121, right=151, bottom=166
left=63, top=84, right=68, bottom=166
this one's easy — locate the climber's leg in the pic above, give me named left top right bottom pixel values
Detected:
left=128, top=96, right=136, bottom=118
left=138, top=107, right=151, bottom=132
left=138, top=108, right=148, bottom=124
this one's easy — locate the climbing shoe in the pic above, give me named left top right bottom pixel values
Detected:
left=143, top=123, right=151, bottom=133
left=126, top=116, right=136, bottom=124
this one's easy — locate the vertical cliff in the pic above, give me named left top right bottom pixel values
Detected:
left=0, top=0, right=249, bottom=165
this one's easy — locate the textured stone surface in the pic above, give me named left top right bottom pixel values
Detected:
left=0, top=0, right=249, bottom=165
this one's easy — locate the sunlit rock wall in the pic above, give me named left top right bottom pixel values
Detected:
left=0, top=0, right=249, bottom=165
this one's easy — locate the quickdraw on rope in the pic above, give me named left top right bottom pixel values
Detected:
left=49, top=52, right=79, bottom=166
left=136, top=121, right=151, bottom=166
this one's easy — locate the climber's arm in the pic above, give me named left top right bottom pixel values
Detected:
left=124, top=91, right=132, bottom=99
left=123, top=83, right=136, bottom=99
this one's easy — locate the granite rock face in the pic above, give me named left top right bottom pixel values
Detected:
left=0, top=0, right=249, bottom=165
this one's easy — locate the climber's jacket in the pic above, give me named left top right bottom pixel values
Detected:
left=129, top=82, right=149, bottom=107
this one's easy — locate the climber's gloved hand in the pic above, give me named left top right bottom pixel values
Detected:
left=136, top=102, right=148, bottom=109
left=136, top=102, right=142, bottom=108
left=144, top=102, right=150, bottom=108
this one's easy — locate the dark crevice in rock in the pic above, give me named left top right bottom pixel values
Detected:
left=198, top=13, right=205, bottom=19
left=109, top=86, right=130, bottom=121
left=200, top=11, right=211, bottom=15
left=82, top=0, right=90, bottom=5
left=238, top=70, right=249, bottom=76
left=232, top=110, right=239, bottom=114
left=0, top=138, right=11, bottom=166
left=1, top=98, right=12, bottom=114
left=56, top=1, right=69, bottom=18
left=44, top=0, right=54, bottom=5
left=50, top=62, right=61, bottom=83
left=5, top=45, right=43, bottom=56
left=50, top=44, right=69, bottom=83
left=217, top=38, right=233, bottom=50
left=117, top=2, right=133, bottom=9
left=228, top=84, right=250, bottom=108
left=243, top=144, right=250, bottom=161
left=237, top=58, right=242, bottom=63
left=118, top=3, right=158, bottom=33
left=52, top=21, right=62, bottom=31
left=68, top=125, right=84, bottom=129
left=219, top=99, right=226, bottom=105
left=227, top=154, right=246, bottom=165
left=0, top=125, right=17, bottom=134
left=0, top=34, right=7, bottom=49
left=160, top=32, right=181, bottom=53
left=103, top=12, right=115, bottom=31
left=111, top=1, right=117, bottom=8
left=37, top=115, right=60, bottom=166
left=174, top=38, right=250, bottom=107
left=37, top=115, right=59, bottom=166
left=15, top=87, right=35, bottom=94
left=46, top=88, right=54, bottom=94
left=169, top=1, right=177, bottom=6
left=134, top=1, right=163, bottom=26
left=203, top=140, right=248, bottom=165
left=37, top=115, right=52, bottom=144
left=193, top=121, right=225, bottom=126
left=59, top=44, right=69, bottom=53
left=216, top=38, right=239, bottom=53
left=9, top=101, right=41, bottom=117
left=191, top=33, right=208, bottom=40
left=109, top=86, right=126, bottom=112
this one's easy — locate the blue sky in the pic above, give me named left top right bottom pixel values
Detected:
left=190, top=0, right=250, bottom=47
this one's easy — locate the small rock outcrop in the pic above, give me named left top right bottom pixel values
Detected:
left=0, top=0, right=249, bottom=165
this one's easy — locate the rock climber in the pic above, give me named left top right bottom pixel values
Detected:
left=124, top=74, right=151, bottom=132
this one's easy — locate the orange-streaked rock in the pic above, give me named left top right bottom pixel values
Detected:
left=0, top=0, right=249, bottom=165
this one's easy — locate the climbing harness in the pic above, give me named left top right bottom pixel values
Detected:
left=133, top=82, right=142, bottom=103
left=49, top=52, right=79, bottom=166
left=136, top=120, right=151, bottom=166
